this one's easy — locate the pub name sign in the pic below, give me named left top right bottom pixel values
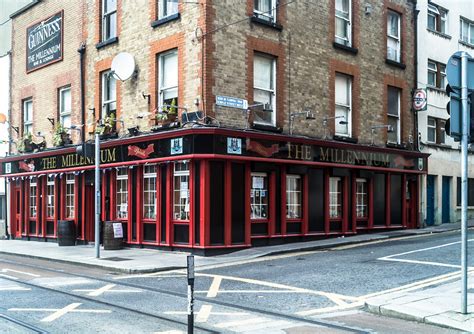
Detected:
left=26, top=11, right=63, bottom=72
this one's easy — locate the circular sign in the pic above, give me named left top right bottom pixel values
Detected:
left=413, top=89, right=427, bottom=111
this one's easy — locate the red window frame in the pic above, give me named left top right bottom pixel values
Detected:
left=141, top=164, right=161, bottom=245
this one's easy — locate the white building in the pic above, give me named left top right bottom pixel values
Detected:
left=417, top=0, right=474, bottom=226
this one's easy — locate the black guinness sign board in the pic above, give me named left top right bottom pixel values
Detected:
left=26, top=11, right=63, bottom=73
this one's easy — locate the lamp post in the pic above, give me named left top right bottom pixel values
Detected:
left=289, top=110, right=315, bottom=135
left=370, top=124, right=394, bottom=145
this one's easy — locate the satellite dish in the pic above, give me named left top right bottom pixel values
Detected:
left=111, top=52, right=135, bottom=81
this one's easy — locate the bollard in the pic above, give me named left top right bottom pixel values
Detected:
left=187, top=255, right=195, bottom=334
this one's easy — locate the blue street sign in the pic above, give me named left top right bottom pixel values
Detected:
left=446, top=51, right=474, bottom=90
left=216, top=95, right=248, bottom=109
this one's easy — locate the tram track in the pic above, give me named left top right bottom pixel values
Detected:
left=0, top=257, right=368, bottom=333
left=0, top=312, right=49, bottom=333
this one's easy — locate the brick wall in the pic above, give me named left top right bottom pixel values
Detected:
left=10, top=0, right=85, bottom=152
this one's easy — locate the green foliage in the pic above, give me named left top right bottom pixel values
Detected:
left=96, top=113, right=116, bottom=135
left=53, top=123, right=68, bottom=146
left=18, top=132, right=33, bottom=153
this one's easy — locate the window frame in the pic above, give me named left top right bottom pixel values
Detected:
left=254, top=0, right=277, bottom=23
left=460, top=17, right=474, bottom=46
left=387, top=86, right=401, bottom=144
left=335, top=0, right=352, bottom=46
left=427, top=60, right=446, bottom=89
left=116, top=167, right=129, bottom=220
left=46, top=176, right=55, bottom=219
left=251, top=172, right=269, bottom=221
left=158, top=49, right=178, bottom=112
left=101, top=0, right=117, bottom=41
left=286, top=174, right=302, bottom=220
left=59, top=86, right=72, bottom=129
left=253, top=53, right=277, bottom=127
left=143, top=165, right=158, bottom=221
left=427, top=116, right=437, bottom=143
left=158, top=0, right=178, bottom=20
left=335, top=73, right=352, bottom=137
left=65, top=174, right=75, bottom=220
left=101, top=70, right=117, bottom=124
left=173, top=161, right=190, bottom=222
left=23, top=98, right=33, bottom=135
left=355, top=178, right=368, bottom=219
left=29, top=178, right=37, bottom=219
left=387, top=10, right=401, bottom=63
left=329, top=177, right=342, bottom=219
left=427, top=3, right=448, bottom=34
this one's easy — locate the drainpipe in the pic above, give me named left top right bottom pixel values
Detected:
left=413, top=0, right=419, bottom=152
left=6, top=51, right=12, bottom=239
left=78, top=43, right=86, bottom=143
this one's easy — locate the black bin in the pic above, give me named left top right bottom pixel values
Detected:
left=57, top=220, right=76, bottom=246
left=103, top=221, right=123, bottom=250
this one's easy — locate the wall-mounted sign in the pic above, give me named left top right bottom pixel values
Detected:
left=227, top=138, right=242, bottom=155
left=171, top=138, right=183, bottom=155
left=4, top=163, right=11, bottom=174
left=412, top=89, right=427, bottom=111
left=26, top=11, right=63, bottom=73
left=216, top=95, right=248, bottom=109
left=128, top=144, right=154, bottom=159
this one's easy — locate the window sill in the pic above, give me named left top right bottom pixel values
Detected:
left=459, top=40, right=474, bottom=49
left=426, top=28, right=451, bottom=40
left=151, top=12, right=180, bottom=28
left=427, top=86, right=447, bottom=94
left=385, top=58, right=406, bottom=69
left=251, top=123, right=283, bottom=133
left=386, top=142, right=406, bottom=149
left=250, top=15, right=282, bottom=31
left=333, top=42, right=358, bottom=55
left=333, top=135, right=358, bottom=144
left=424, top=142, right=452, bottom=149
left=96, top=37, right=119, bottom=50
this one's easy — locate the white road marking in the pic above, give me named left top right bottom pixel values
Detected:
left=195, top=289, right=308, bottom=294
left=154, top=331, right=184, bottom=334
left=0, top=286, right=31, bottom=291
left=8, top=303, right=112, bottom=322
left=195, top=273, right=358, bottom=305
left=0, top=274, right=18, bottom=280
left=73, top=284, right=142, bottom=296
left=195, top=305, right=213, bottom=323
left=0, top=268, right=40, bottom=278
left=206, top=276, right=222, bottom=298
left=296, top=301, right=364, bottom=316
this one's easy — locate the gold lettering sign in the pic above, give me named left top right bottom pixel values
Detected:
left=40, top=148, right=117, bottom=170
left=287, top=143, right=313, bottom=161
left=319, top=147, right=390, bottom=167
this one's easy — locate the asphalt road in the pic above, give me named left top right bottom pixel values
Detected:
left=0, top=230, right=471, bottom=333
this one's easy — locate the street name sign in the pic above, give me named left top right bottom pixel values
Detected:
left=216, top=95, right=248, bottom=109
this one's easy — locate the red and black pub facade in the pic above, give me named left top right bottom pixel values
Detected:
left=1, top=128, right=428, bottom=253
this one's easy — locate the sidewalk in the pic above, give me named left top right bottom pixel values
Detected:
left=0, top=221, right=471, bottom=274
left=0, top=222, right=472, bottom=331
left=365, top=273, right=474, bottom=332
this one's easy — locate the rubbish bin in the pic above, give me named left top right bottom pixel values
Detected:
left=103, top=221, right=123, bottom=250
left=57, top=220, right=76, bottom=246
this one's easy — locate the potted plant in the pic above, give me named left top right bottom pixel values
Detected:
left=53, top=124, right=71, bottom=147
left=18, top=132, right=34, bottom=153
left=96, top=113, right=116, bottom=138
left=153, top=99, right=178, bottom=131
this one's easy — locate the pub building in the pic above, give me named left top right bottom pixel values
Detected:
left=0, top=128, right=428, bottom=253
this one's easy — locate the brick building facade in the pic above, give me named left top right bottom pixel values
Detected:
left=3, top=0, right=427, bottom=252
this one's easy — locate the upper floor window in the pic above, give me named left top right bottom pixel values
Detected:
left=335, top=0, right=351, bottom=46
left=460, top=17, right=474, bottom=46
left=102, top=0, right=117, bottom=41
left=158, top=0, right=178, bottom=20
left=427, top=117, right=446, bottom=144
left=23, top=98, right=33, bottom=135
left=387, top=10, right=401, bottom=62
left=428, top=3, right=447, bottom=34
left=59, top=87, right=71, bottom=129
left=158, top=50, right=178, bottom=112
left=101, top=70, right=116, bottom=122
left=427, top=60, right=446, bottom=89
left=254, top=0, right=276, bottom=23
left=253, top=53, right=276, bottom=126
left=335, top=73, right=352, bottom=137
left=387, top=86, right=401, bottom=144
